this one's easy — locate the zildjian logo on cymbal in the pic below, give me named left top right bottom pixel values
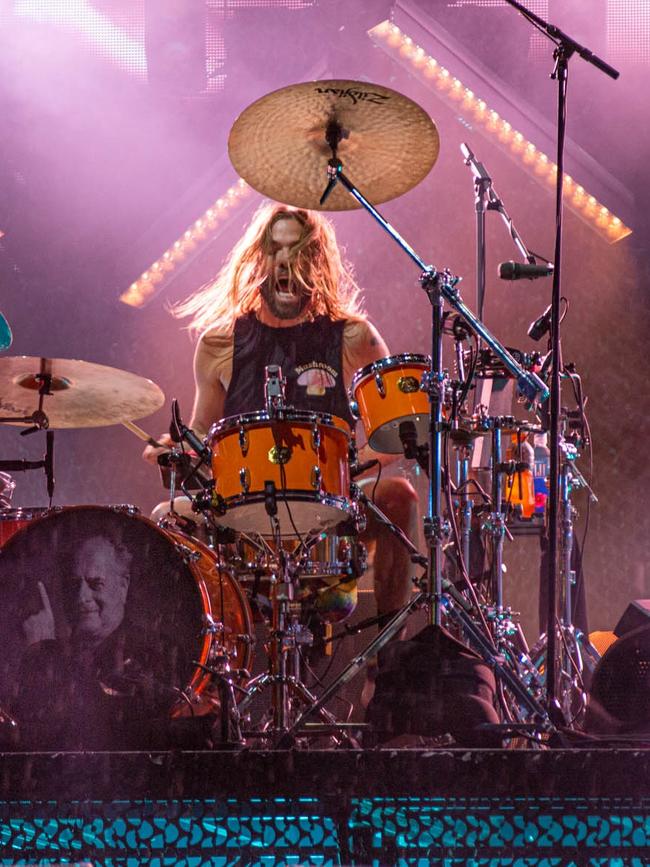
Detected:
left=315, top=87, right=390, bottom=106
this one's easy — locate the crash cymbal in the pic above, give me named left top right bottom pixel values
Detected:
left=228, top=79, right=439, bottom=210
left=0, top=356, right=164, bottom=428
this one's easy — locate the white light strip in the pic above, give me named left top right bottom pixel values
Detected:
left=369, top=13, right=632, bottom=244
left=120, top=178, right=252, bottom=308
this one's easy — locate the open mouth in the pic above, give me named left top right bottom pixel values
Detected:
left=275, top=273, right=296, bottom=299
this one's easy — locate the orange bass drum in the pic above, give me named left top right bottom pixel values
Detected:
left=0, top=505, right=253, bottom=750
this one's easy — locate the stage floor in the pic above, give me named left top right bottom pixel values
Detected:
left=1, top=747, right=649, bottom=864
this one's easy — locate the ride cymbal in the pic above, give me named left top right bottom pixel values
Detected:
left=228, top=79, right=439, bottom=210
left=0, top=356, right=165, bottom=428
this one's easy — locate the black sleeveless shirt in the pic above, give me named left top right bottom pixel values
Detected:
left=223, top=314, right=354, bottom=426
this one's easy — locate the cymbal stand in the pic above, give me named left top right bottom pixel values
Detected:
left=314, top=130, right=552, bottom=732
left=0, top=430, right=55, bottom=504
left=319, top=128, right=547, bottom=611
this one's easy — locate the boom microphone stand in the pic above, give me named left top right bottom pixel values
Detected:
left=502, top=0, right=619, bottom=718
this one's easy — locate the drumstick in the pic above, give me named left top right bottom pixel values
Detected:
left=122, top=420, right=212, bottom=483
left=121, top=420, right=166, bottom=449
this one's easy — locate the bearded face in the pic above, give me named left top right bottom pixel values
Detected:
left=260, top=217, right=311, bottom=321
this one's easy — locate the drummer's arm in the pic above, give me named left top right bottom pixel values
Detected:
left=343, top=319, right=398, bottom=470
left=142, top=330, right=231, bottom=465
left=189, top=330, right=230, bottom=440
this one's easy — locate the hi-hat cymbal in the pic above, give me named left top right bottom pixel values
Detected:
left=0, top=356, right=165, bottom=428
left=228, top=79, right=439, bottom=211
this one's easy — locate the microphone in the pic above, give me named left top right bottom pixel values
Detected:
left=528, top=303, right=553, bottom=342
left=264, top=364, right=286, bottom=415
left=498, top=261, right=554, bottom=281
left=350, top=458, right=380, bottom=478
left=171, top=399, right=211, bottom=461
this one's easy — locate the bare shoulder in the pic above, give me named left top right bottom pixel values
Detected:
left=343, top=318, right=389, bottom=365
left=194, top=325, right=234, bottom=383
left=198, top=323, right=234, bottom=352
left=342, top=318, right=389, bottom=386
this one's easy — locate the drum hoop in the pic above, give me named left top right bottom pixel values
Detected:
left=166, top=527, right=254, bottom=677
left=0, top=506, right=57, bottom=521
left=209, top=409, right=351, bottom=440
left=220, top=490, right=354, bottom=520
left=223, top=490, right=353, bottom=507
left=350, top=353, right=431, bottom=391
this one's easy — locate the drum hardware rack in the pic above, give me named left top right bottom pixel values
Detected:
left=300, top=126, right=555, bottom=738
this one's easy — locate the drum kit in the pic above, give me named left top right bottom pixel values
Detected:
left=0, top=79, right=597, bottom=750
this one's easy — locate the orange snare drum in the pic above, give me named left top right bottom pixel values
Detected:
left=350, top=353, right=431, bottom=453
left=209, top=410, right=353, bottom=536
left=226, top=531, right=365, bottom=623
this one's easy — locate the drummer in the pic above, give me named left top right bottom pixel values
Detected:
left=143, top=202, right=419, bottom=655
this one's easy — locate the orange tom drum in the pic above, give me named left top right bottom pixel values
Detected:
left=350, top=353, right=431, bottom=454
left=209, top=410, right=353, bottom=536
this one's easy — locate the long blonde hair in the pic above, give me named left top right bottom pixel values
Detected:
left=172, top=202, right=366, bottom=336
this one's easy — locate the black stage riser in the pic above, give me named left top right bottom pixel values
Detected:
left=1, top=749, right=650, bottom=864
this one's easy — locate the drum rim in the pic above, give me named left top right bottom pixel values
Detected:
left=165, top=525, right=255, bottom=680
left=209, top=409, right=351, bottom=441
left=0, top=506, right=55, bottom=520
left=350, top=352, right=431, bottom=391
left=216, top=490, right=354, bottom=533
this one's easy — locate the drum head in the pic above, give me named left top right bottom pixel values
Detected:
left=0, top=506, right=209, bottom=750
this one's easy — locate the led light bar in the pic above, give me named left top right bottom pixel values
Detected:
left=369, top=6, right=632, bottom=244
left=120, top=178, right=253, bottom=308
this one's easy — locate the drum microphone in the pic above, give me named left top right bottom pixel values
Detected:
left=527, top=303, right=553, bottom=342
left=350, top=458, right=379, bottom=478
left=170, top=399, right=211, bottom=461
left=264, top=364, right=286, bottom=415
left=498, top=261, right=554, bottom=281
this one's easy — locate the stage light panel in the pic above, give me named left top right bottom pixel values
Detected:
left=10, top=0, right=148, bottom=78
left=369, top=5, right=633, bottom=244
